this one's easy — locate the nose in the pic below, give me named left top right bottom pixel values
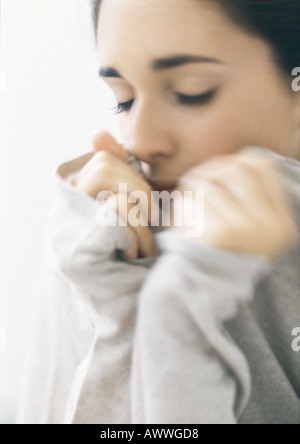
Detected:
left=122, top=99, right=175, bottom=164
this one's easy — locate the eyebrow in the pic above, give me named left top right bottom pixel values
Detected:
left=98, top=54, right=223, bottom=78
left=152, top=54, right=223, bottom=71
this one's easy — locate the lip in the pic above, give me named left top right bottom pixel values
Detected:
left=150, top=183, right=177, bottom=193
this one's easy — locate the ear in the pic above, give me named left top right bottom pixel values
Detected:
left=92, top=130, right=129, bottom=161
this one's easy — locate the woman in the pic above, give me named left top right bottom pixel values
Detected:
left=18, top=0, right=300, bottom=424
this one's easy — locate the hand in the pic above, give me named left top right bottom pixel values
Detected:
left=171, top=151, right=298, bottom=261
left=72, top=131, right=159, bottom=260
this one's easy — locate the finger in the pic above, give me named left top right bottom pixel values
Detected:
left=173, top=188, right=222, bottom=245
left=185, top=153, right=285, bottom=213
left=106, top=192, right=159, bottom=258
left=74, top=131, right=130, bottom=187
left=237, top=154, right=290, bottom=211
left=88, top=160, right=159, bottom=225
left=73, top=149, right=160, bottom=225
left=178, top=177, right=252, bottom=228
left=93, top=130, right=129, bottom=161
left=127, top=185, right=160, bottom=227
left=186, top=154, right=291, bottom=227
left=72, top=151, right=113, bottom=191
left=72, top=150, right=131, bottom=191
left=123, top=226, right=139, bottom=260
left=200, top=153, right=288, bottom=214
left=217, top=156, right=292, bottom=226
left=186, top=154, right=236, bottom=179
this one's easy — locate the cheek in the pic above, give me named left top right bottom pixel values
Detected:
left=117, top=118, right=128, bottom=140
left=178, top=108, right=250, bottom=162
left=177, top=86, right=291, bottom=162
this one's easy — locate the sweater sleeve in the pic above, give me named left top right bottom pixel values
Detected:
left=44, top=156, right=155, bottom=424
left=131, top=230, right=272, bottom=424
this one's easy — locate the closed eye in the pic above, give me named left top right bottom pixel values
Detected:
left=112, top=99, right=134, bottom=115
left=175, top=89, right=217, bottom=105
left=111, top=89, right=217, bottom=115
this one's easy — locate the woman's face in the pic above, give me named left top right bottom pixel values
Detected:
left=97, top=0, right=300, bottom=190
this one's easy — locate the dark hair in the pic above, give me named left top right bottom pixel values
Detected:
left=91, top=0, right=102, bottom=36
left=91, top=0, right=300, bottom=74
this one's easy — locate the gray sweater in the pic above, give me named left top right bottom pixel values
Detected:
left=17, top=146, right=300, bottom=424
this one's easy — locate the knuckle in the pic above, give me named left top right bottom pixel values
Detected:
left=235, top=156, right=258, bottom=172
left=205, top=176, right=223, bottom=186
left=94, top=150, right=111, bottom=162
left=93, top=161, right=111, bottom=179
left=240, top=154, right=279, bottom=175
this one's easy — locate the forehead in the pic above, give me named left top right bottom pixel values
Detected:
left=96, top=0, right=270, bottom=78
left=97, top=0, right=233, bottom=59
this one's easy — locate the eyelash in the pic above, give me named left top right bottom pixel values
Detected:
left=112, top=99, right=134, bottom=115
left=112, top=90, right=216, bottom=115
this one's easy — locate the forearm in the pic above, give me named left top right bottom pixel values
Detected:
left=45, top=170, right=150, bottom=423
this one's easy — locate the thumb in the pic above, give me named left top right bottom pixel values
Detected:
left=93, top=130, right=130, bottom=161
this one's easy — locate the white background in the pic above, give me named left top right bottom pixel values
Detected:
left=0, top=0, right=117, bottom=423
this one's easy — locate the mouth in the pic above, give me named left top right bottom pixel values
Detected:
left=142, top=164, right=178, bottom=193
left=154, top=185, right=177, bottom=193
left=148, top=181, right=177, bottom=193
